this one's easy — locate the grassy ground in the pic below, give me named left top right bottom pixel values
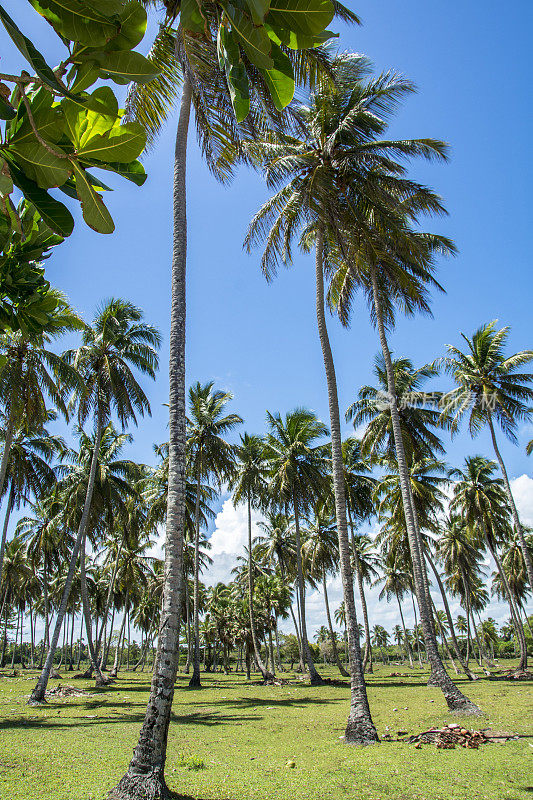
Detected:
left=0, top=662, right=531, bottom=800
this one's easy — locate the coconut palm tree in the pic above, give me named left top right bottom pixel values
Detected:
left=335, top=600, right=348, bottom=663
left=450, top=456, right=528, bottom=672
left=187, top=381, right=242, bottom=687
left=439, top=321, right=533, bottom=592
left=374, top=555, right=414, bottom=668
left=263, top=408, right=328, bottom=687
left=303, top=503, right=349, bottom=676
left=246, top=53, right=390, bottom=742
left=29, top=299, right=160, bottom=703
left=350, top=534, right=380, bottom=672
left=230, top=433, right=272, bottom=679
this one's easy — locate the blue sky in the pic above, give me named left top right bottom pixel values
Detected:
left=2, top=1, right=532, bottom=633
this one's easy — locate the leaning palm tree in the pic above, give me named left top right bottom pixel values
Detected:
left=450, top=456, right=528, bottom=672
left=187, top=381, right=242, bottom=687
left=351, top=534, right=380, bottom=672
left=374, top=553, right=414, bottom=668
left=439, top=321, right=533, bottom=592
left=246, top=54, right=388, bottom=742
left=263, top=408, right=328, bottom=687
left=29, top=299, right=160, bottom=703
left=230, top=433, right=273, bottom=680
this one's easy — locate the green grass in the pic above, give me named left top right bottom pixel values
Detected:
left=0, top=663, right=531, bottom=800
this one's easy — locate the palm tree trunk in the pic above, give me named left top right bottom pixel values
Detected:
left=396, top=596, right=414, bottom=668
left=111, top=75, right=192, bottom=800
left=79, top=534, right=106, bottom=685
left=424, top=550, right=476, bottom=679
left=247, top=495, right=273, bottom=680
left=322, top=568, right=349, bottom=677
left=69, top=610, right=75, bottom=670
left=0, top=411, right=15, bottom=538
left=189, top=457, right=202, bottom=688
left=315, top=228, right=377, bottom=741
left=184, top=578, right=191, bottom=673
left=110, top=604, right=128, bottom=678
left=487, top=416, right=533, bottom=593
left=96, top=532, right=126, bottom=662
left=103, top=606, right=116, bottom=670
left=355, top=560, right=372, bottom=673
left=11, top=607, right=20, bottom=670
left=29, top=408, right=105, bottom=703
left=293, top=490, right=323, bottom=686
left=0, top=484, right=14, bottom=586
left=370, top=265, right=480, bottom=714
left=485, top=536, right=528, bottom=671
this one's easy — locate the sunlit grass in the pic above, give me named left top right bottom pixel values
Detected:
left=0, top=662, right=531, bottom=800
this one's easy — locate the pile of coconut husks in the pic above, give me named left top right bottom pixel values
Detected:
left=399, top=723, right=522, bottom=749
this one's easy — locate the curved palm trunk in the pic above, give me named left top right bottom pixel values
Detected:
left=0, top=412, right=15, bottom=544
left=322, top=568, right=349, bottom=677
left=0, top=484, right=14, bottom=585
left=316, top=229, right=377, bottom=742
left=370, top=266, right=480, bottom=714
left=247, top=496, right=273, bottom=680
left=189, top=461, right=202, bottom=688
left=96, top=532, right=126, bottom=663
left=347, top=510, right=372, bottom=674
left=293, top=492, right=323, bottom=685
left=424, top=550, right=476, bottom=680
left=110, top=604, right=128, bottom=678
left=485, top=537, right=528, bottom=671
left=110, top=76, right=192, bottom=800
left=29, top=409, right=104, bottom=703
left=488, top=416, right=533, bottom=594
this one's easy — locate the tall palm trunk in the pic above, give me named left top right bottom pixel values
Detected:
left=322, top=567, right=349, bottom=677
left=488, top=416, right=533, bottom=593
left=29, top=409, right=104, bottom=703
left=96, top=531, right=126, bottom=662
left=370, top=266, right=480, bottom=714
left=110, top=604, right=128, bottom=678
left=189, top=458, right=203, bottom=688
left=0, top=483, right=14, bottom=584
left=79, top=533, right=106, bottom=685
left=293, top=491, right=322, bottom=685
left=316, top=228, right=378, bottom=741
left=396, top=596, right=414, bottom=668
left=111, top=75, right=192, bottom=800
left=485, top=536, right=528, bottom=671
left=424, top=550, right=476, bottom=679
left=247, top=495, right=273, bottom=680
left=347, top=509, right=372, bottom=673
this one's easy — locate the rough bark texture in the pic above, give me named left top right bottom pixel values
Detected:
left=316, top=230, right=378, bottom=742
left=488, top=416, right=533, bottom=593
left=370, top=267, right=480, bottom=715
left=109, top=76, right=192, bottom=800
left=29, top=410, right=104, bottom=703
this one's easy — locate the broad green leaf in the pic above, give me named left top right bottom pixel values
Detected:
left=8, top=108, right=64, bottom=147
left=62, top=87, right=119, bottom=145
left=217, top=27, right=250, bottom=123
left=221, top=4, right=274, bottom=70
left=260, top=41, right=294, bottom=110
left=77, top=121, right=146, bottom=163
left=97, top=50, right=160, bottom=84
left=0, top=4, right=77, bottom=97
left=266, top=0, right=334, bottom=36
left=109, top=1, right=147, bottom=50
left=70, top=160, right=114, bottom=234
left=6, top=158, right=74, bottom=236
left=82, top=158, right=147, bottom=186
left=244, top=0, right=271, bottom=24
left=180, top=0, right=205, bottom=35
left=59, top=171, right=112, bottom=199
left=27, top=0, right=120, bottom=47
left=8, top=142, right=71, bottom=189
left=265, top=22, right=336, bottom=49
left=69, top=61, right=101, bottom=93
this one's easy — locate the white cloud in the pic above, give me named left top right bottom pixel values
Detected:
left=510, top=473, right=533, bottom=526
left=204, top=497, right=263, bottom=587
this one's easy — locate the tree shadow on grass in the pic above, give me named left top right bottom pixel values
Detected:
left=0, top=710, right=262, bottom=731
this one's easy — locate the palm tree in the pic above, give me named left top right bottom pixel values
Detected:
left=335, top=600, right=348, bottom=663
left=371, top=625, right=389, bottom=664
left=263, top=408, right=328, bottom=686
left=230, top=433, right=273, bottom=680
left=351, top=534, right=380, bottom=672
left=375, top=555, right=414, bottom=668
left=439, top=321, right=533, bottom=592
left=29, top=299, right=160, bottom=703
left=450, top=456, right=528, bottom=672
left=303, top=504, right=349, bottom=677
left=246, top=54, right=384, bottom=743
left=186, top=381, right=241, bottom=687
